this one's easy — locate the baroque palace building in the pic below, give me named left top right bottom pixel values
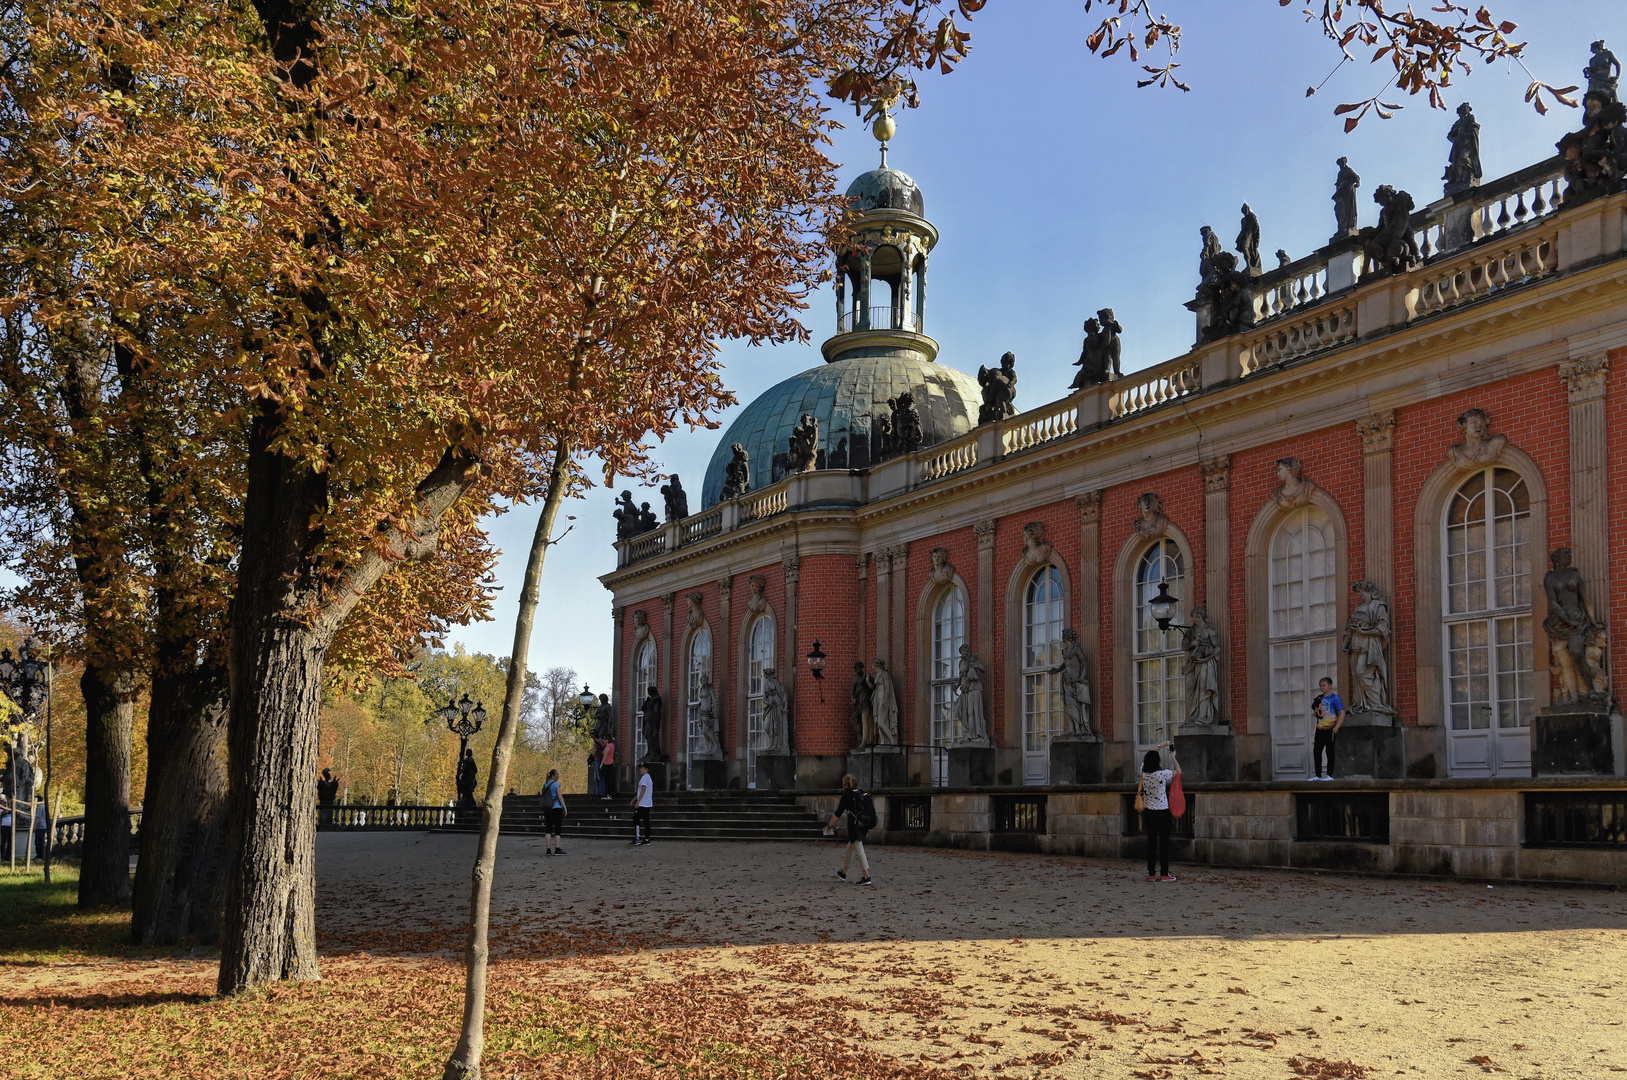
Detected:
left=600, top=43, right=1627, bottom=880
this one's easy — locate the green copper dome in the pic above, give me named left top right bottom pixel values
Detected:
left=700, top=353, right=979, bottom=509
left=844, top=167, right=925, bottom=216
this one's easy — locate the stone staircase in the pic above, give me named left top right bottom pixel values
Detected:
left=437, top=790, right=830, bottom=843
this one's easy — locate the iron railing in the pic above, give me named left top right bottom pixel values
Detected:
left=887, top=794, right=932, bottom=831
left=317, top=804, right=462, bottom=830
left=1122, top=794, right=1198, bottom=838
left=1296, top=792, right=1390, bottom=843
left=992, top=794, right=1047, bottom=834
left=838, top=305, right=922, bottom=334
left=1524, top=791, right=1627, bottom=848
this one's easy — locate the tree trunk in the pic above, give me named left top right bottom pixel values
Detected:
left=78, top=664, right=134, bottom=907
left=131, top=660, right=228, bottom=945
left=444, top=434, right=572, bottom=1080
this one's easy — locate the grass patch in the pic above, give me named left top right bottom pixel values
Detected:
left=0, top=864, right=147, bottom=964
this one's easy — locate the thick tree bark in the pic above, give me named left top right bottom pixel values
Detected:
left=78, top=664, right=134, bottom=906
left=445, top=434, right=572, bottom=1080
left=131, top=660, right=228, bottom=945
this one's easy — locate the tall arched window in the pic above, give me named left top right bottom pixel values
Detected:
left=1022, top=566, right=1065, bottom=783
left=1268, top=506, right=1338, bottom=777
left=687, top=628, right=712, bottom=761
left=930, top=586, right=966, bottom=786
left=1444, top=466, right=1533, bottom=776
left=1134, top=540, right=1185, bottom=750
left=746, top=616, right=775, bottom=787
left=633, top=640, right=657, bottom=763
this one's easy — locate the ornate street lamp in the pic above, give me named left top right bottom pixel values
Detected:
left=805, top=639, right=828, bottom=702
left=1148, top=580, right=1190, bottom=635
left=429, top=692, right=488, bottom=759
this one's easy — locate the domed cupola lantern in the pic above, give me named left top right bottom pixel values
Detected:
left=826, top=99, right=939, bottom=365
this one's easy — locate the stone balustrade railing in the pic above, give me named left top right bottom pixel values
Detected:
left=610, top=156, right=1622, bottom=573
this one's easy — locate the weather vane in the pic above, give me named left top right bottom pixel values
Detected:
left=861, top=80, right=917, bottom=168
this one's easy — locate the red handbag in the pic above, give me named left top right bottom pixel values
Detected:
left=1168, top=772, right=1187, bottom=819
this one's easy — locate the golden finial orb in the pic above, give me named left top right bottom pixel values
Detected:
left=871, top=113, right=896, bottom=144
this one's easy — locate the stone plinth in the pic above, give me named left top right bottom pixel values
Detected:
left=1173, top=725, right=1237, bottom=782
left=755, top=753, right=797, bottom=790
left=947, top=745, right=996, bottom=788
left=1049, top=736, right=1105, bottom=786
left=1534, top=707, right=1615, bottom=776
left=1329, top=716, right=1405, bottom=779
left=846, top=749, right=906, bottom=789
left=688, top=758, right=728, bottom=790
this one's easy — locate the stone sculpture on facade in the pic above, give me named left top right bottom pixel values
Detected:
left=692, top=675, right=723, bottom=759
left=1196, top=251, right=1256, bottom=340
left=1447, top=407, right=1507, bottom=468
left=1543, top=547, right=1609, bottom=706
left=849, top=661, right=874, bottom=745
left=757, top=668, right=791, bottom=753
left=1182, top=606, right=1222, bottom=727
left=640, top=685, right=665, bottom=761
left=888, top=393, right=923, bottom=454
left=636, top=502, right=659, bottom=533
left=721, top=443, right=750, bottom=500
left=1072, top=308, right=1122, bottom=388
left=929, top=546, right=955, bottom=585
left=1019, top=521, right=1052, bottom=566
left=1443, top=102, right=1483, bottom=195
left=660, top=474, right=689, bottom=522
left=1271, top=457, right=1314, bottom=509
left=1561, top=42, right=1627, bottom=208
left=868, top=658, right=899, bottom=745
left=1342, top=580, right=1397, bottom=717
left=1361, top=185, right=1421, bottom=276
left=1236, top=203, right=1262, bottom=275
left=1133, top=492, right=1168, bottom=537
left=593, top=694, right=615, bottom=741
left=1198, top=225, right=1223, bottom=285
left=977, top=351, right=1019, bottom=424
left=950, top=646, right=992, bottom=746
left=787, top=413, right=819, bottom=474
left=1585, top=39, right=1619, bottom=103
left=1332, top=156, right=1361, bottom=237
left=1051, top=628, right=1095, bottom=737
left=613, top=490, right=641, bottom=540
left=746, top=574, right=768, bottom=615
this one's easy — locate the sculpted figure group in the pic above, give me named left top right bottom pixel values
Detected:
left=1560, top=41, right=1627, bottom=206
left=1543, top=547, right=1609, bottom=707
left=977, top=352, right=1018, bottom=425
left=849, top=659, right=899, bottom=748
left=1072, top=308, right=1122, bottom=388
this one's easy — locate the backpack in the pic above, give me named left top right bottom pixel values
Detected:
left=854, top=791, right=879, bottom=831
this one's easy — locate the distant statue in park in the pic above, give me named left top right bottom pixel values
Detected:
left=660, top=474, right=688, bottom=522
left=849, top=661, right=874, bottom=746
left=593, top=693, right=615, bottom=741
left=1585, top=39, right=1619, bottom=103
left=950, top=646, right=991, bottom=746
left=1543, top=547, right=1608, bottom=706
left=1236, top=203, right=1262, bottom=275
left=1443, top=102, right=1482, bottom=195
left=888, top=393, right=923, bottom=454
left=868, top=658, right=899, bottom=746
left=455, top=748, right=478, bottom=806
left=977, top=351, right=1019, bottom=424
left=1198, top=224, right=1223, bottom=286
left=1332, top=156, right=1361, bottom=236
left=613, top=490, right=639, bottom=540
left=1051, top=628, right=1095, bottom=737
left=721, top=443, right=750, bottom=500
left=640, top=686, right=665, bottom=761
left=1361, top=184, right=1421, bottom=276
left=1342, top=580, right=1397, bottom=716
left=1182, top=607, right=1222, bottom=726
left=1447, top=407, right=1506, bottom=469
left=787, top=412, right=819, bottom=474
left=757, top=668, right=791, bottom=754
left=693, top=675, right=723, bottom=759
left=317, top=768, right=339, bottom=807
left=1072, top=308, right=1122, bottom=388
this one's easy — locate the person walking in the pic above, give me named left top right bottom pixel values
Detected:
left=628, top=762, right=653, bottom=846
left=1311, top=676, right=1346, bottom=779
left=541, top=768, right=567, bottom=855
left=1140, top=742, right=1181, bottom=882
left=823, top=773, right=876, bottom=886
left=601, top=737, right=617, bottom=799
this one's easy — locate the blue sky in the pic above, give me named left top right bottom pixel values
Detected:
left=457, top=1, right=1621, bottom=693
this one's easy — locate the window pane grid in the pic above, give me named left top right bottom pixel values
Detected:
left=1023, top=568, right=1065, bottom=760
left=1134, top=540, right=1185, bottom=749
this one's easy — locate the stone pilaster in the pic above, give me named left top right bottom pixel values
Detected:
left=855, top=553, right=869, bottom=669
left=874, top=550, right=892, bottom=667
left=974, top=521, right=998, bottom=668
left=1357, top=410, right=1398, bottom=600
left=783, top=554, right=801, bottom=744
left=889, top=546, right=909, bottom=715
left=1200, top=456, right=1232, bottom=725
left=1560, top=355, right=1610, bottom=624
left=715, top=577, right=732, bottom=756
left=659, top=592, right=676, bottom=758
left=612, top=605, right=626, bottom=747
left=1075, top=494, right=1102, bottom=717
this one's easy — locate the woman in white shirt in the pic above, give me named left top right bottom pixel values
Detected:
left=1141, top=741, right=1181, bottom=882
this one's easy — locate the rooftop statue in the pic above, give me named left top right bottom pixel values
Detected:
left=873, top=410, right=894, bottom=460
left=1332, top=156, right=1361, bottom=237
left=1360, top=184, right=1421, bottom=276
left=1585, top=39, right=1619, bottom=105
left=786, top=412, right=819, bottom=474
left=1236, top=203, right=1262, bottom=275
left=721, top=442, right=750, bottom=500
left=1443, top=102, right=1482, bottom=195
left=1196, top=251, right=1256, bottom=341
left=1197, top=225, right=1223, bottom=286
left=977, top=351, right=1018, bottom=424
left=1072, top=309, right=1122, bottom=388
left=636, top=501, right=659, bottom=534
left=889, top=392, right=922, bottom=454
left=613, top=490, right=640, bottom=540
left=660, top=473, right=688, bottom=522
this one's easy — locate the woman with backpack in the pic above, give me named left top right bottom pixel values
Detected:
left=1139, top=742, right=1181, bottom=882
left=824, top=773, right=875, bottom=887
left=541, top=768, right=567, bottom=856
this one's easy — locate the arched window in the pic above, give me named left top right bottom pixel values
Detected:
left=1134, top=540, right=1185, bottom=750
left=1022, top=565, right=1065, bottom=783
left=633, top=640, right=657, bottom=763
left=1268, top=506, right=1338, bottom=777
left=930, top=586, right=966, bottom=786
left=1443, top=467, right=1533, bottom=776
left=746, top=616, right=775, bottom=787
left=687, top=628, right=712, bottom=760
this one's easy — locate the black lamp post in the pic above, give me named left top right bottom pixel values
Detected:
left=577, top=684, right=598, bottom=730
left=430, top=692, right=488, bottom=762
left=1148, top=580, right=1190, bottom=635
left=805, top=639, right=827, bottom=702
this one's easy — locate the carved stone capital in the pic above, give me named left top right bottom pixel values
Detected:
left=659, top=592, right=675, bottom=613
left=716, top=576, right=733, bottom=600
left=1559, top=353, right=1609, bottom=404
left=783, top=554, right=800, bottom=585
left=1200, top=454, right=1232, bottom=493
left=973, top=520, right=998, bottom=551
left=856, top=552, right=869, bottom=580
left=1075, top=491, right=1102, bottom=525
left=686, top=592, right=705, bottom=628
left=1357, top=409, right=1397, bottom=454
left=888, top=545, right=909, bottom=571
left=613, top=605, right=626, bottom=627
